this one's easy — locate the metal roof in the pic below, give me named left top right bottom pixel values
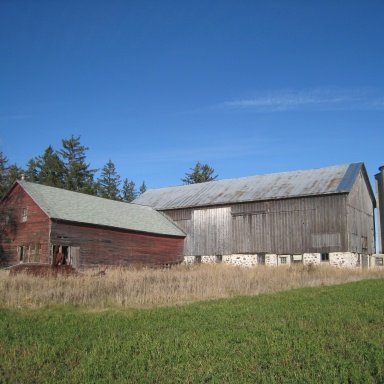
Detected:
left=133, top=163, right=369, bottom=210
left=17, top=181, right=185, bottom=237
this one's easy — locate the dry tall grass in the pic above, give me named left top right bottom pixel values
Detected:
left=1, top=264, right=384, bottom=309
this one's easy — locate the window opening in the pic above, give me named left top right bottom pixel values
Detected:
left=18, top=246, right=26, bottom=262
left=53, top=245, right=71, bottom=265
left=21, top=208, right=28, bottom=222
left=321, top=253, right=329, bottom=262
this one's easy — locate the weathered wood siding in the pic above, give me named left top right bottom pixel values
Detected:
left=50, top=221, right=185, bottom=267
left=346, top=170, right=375, bottom=254
left=0, top=184, right=50, bottom=266
left=193, top=207, right=232, bottom=255
left=164, top=206, right=236, bottom=255
left=164, top=194, right=349, bottom=255
left=232, top=195, right=347, bottom=254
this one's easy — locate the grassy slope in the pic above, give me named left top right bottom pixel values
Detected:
left=1, top=279, right=383, bottom=383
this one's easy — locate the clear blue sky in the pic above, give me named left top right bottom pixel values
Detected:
left=1, top=0, right=383, bottom=189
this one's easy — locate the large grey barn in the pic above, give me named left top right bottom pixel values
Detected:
left=134, top=163, right=376, bottom=267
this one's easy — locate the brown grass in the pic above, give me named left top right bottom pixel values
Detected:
left=1, top=264, right=384, bottom=309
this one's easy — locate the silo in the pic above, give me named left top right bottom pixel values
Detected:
left=375, top=166, right=384, bottom=253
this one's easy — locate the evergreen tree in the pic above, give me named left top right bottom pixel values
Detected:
left=25, top=146, right=65, bottom=188
left=25, top=158, right=40, bottom=183
left=0, top=152, right=9, bottom=198
left=7, top=164, right=24, bottom=187
left=38, top=146, right=65, bottom=188
left=59, top=135, right=96, bottom=194
left=182, top=162, right=218, bottom=184
left=97, top=159, right=121, bottom=200
left=121, top=178, right=136, bottom=202
left=139, top=181, right=147, bottom=195
left=0, top=152, right=24, bottom=198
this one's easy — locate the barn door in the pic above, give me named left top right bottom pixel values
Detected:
left=193, top=207, right=232, bottom=256
left=71, top=247, right=80, bottom=269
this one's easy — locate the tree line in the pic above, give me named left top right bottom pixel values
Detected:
left=0, top=135, right=146, bottom=202
left=0, top=134, right=218, bottom=201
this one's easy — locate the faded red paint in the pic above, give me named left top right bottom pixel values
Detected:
left=51, top=221, right=185, bottom=267
left=1, top=183, right=185, bottom=268
left=0, top=183, right=50, bottom=266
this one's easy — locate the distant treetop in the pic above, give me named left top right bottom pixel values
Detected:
left=182, top=162, right=218, bottom=184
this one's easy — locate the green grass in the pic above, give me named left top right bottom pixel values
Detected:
left=1, top=279, right=384, bottom=383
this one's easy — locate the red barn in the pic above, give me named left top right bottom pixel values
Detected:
left=0, top=181, right=185, bottom=268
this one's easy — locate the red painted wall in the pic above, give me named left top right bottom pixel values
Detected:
left=1, top=183, right=185, bottom=268
left=50, top=221, right=185, bottom=267
left=0, top=184, right=50, bottom=266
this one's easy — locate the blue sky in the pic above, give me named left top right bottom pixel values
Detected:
left=1, top=0, right=383, bottom=189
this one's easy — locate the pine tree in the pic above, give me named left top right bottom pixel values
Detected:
left=59, top=135, right=96, bottom=194
left=121, top=178, right=136, bottom=202
left=0, top=152, right=24, bottom=198
left=38, top=146, right=65, bottom=188
left=182, top=162, right=218, bottom=184
left=0, top=152, right=9, bottom=198
left=6, top=164, right=24, bottom=187
left=25, top=146, right=65, bottom=188
left=96, top=159, right=121, bottom=200
left=139, top=181, right=147, bottom=195
left=25, top=158, right=40, bottom=183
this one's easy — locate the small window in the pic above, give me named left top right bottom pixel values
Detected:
left=21, top=208, right=28, bottom=222
left=216, top=255, right=223, bottom=263
left=257, top=254, right=266, bottom=265
left=195, top=256, right=202, bottom=264
left=376, top=257, right=383, bottom=266
left=321, top=253, right=329, bottom=262
left=280, top=256, right=287, bottom=264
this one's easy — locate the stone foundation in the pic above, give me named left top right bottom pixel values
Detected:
left=329, top=252, right=359, bottom=268
left=303, top=253, right=321, bottom=265
left=222, top=254, right=258, bottom=267
left=183, top=252, right=371, bottom=268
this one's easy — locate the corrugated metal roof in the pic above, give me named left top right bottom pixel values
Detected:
left=18, top=181, right=185, bottom=237
left=133, top=163, right=365, bottom=210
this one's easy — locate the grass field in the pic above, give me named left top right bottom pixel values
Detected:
left=1, top=278, right=383, bottom=383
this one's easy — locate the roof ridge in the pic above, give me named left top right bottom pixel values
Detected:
left=143, top=162, right=359, bottom=192
left=134, top=163, right=365, bottom=210
left=17, top=180, right=185, bottom=237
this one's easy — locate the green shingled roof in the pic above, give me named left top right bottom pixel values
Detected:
left=18, top=181, right=185, bottom=237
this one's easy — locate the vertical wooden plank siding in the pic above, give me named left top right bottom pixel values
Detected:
left=346, top=170, right=375, bottom=254
left=232, top=195, right=347, bottom=254
left=164, top=207, right=232, bottom=255
left=0, top=184, right=50, bottom=266
left=163, top=209, right=194, bottom=255
left=165, top=194, right=349, bottom=256
left=193, top=207, right=232, bottom=255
